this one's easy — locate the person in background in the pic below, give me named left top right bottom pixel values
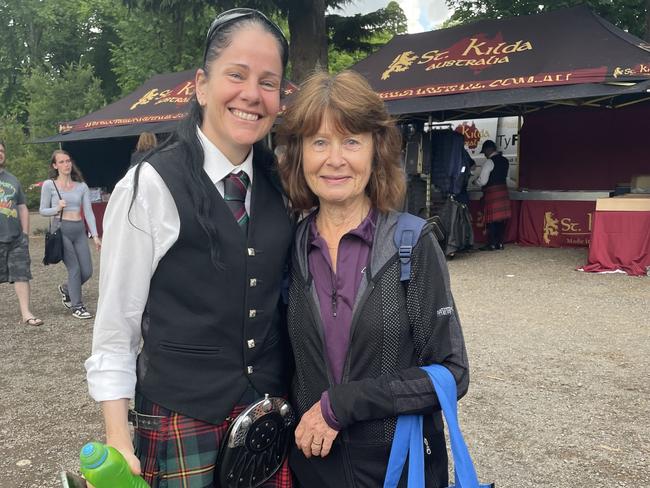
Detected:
left=39, top=150, right=101, bottom=319
left=0, top=140, right=44, bottom=326
left=130, top=132, right=157, bottom=167
left=474, top=139, right=511, bottom=250
left=277, top=70, right=469, bottom=487
left=455, top=149, right=476, bottom=206
left=85, top=9, right=293, bottom=487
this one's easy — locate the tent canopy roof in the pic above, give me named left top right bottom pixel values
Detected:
left=350, top=5, right=650, bottom=118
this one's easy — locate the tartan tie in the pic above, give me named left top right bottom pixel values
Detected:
left=223, top=171, right=250, bottom=234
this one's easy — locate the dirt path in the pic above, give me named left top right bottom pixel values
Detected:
left=1, top=237, right=648, bottom=487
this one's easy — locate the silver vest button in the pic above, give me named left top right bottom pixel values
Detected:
left=247, top=366, right=254, bottom=374
left=247, top=248, right=256, bottom=256
left=249, top=278, right=257, bottom=287
left=249, top=309, right=257, bottom=318
left=247, top=339, right=256, bottom=349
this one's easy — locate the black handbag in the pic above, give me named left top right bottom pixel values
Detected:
left=43, top=181, right=64, bottom=265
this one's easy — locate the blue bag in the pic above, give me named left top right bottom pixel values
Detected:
left=383, top=364, right=493, bottom=488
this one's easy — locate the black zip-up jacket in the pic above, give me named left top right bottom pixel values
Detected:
left=287, top=210, right=470, bottom=488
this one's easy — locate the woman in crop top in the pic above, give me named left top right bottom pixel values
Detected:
left=40, top=150, right=101, bottom=319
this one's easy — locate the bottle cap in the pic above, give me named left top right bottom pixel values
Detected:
left=80, top=442, right=108, bottom=469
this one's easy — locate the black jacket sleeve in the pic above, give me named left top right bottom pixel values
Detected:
left=328, top=231, right=470, bottom=429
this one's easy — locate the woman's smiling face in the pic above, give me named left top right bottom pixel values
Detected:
left=301, top=115, right=374, bottom=208
left=195, top=25, right=283, bottom=163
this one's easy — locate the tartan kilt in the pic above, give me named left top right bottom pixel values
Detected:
left=133, top=394, right=293, bottom=488
left=482, top=184, right=512, bottom=223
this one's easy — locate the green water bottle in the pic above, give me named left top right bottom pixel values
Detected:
left=79, top=442, right=149, bottom=488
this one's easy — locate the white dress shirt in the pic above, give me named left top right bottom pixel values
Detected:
left=85, top=128, right=254, bottom=402
left=474, top=158, right=494, bottom=187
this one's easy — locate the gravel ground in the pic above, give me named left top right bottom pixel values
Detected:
left=1, top=218, right=648, bottom=488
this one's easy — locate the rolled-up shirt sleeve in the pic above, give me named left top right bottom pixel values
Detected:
left=84, top=163, right=179, bottom=402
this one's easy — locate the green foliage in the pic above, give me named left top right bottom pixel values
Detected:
left=24, top=63, right=106, bottom=140
left=0, top=117, right=49, bottom=196
left=328, top=47, right=366, bottom=74
left=445, top=0, right=647, bottom=39
left=112, top=1, right=221, bottom=93
left=382, top=1, right=409, bottom=34
left=328, top=1, right=407, bottom=52
left=0, top=62, right=104, bottom=199
left=0, top=0, right=126, bottom=118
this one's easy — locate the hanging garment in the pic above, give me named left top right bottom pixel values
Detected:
left=436, top=197, right=474, bottom=256
left=429, top=130, right=466, bottom=195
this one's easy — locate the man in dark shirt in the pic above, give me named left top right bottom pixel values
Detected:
left=0, top=141, right=43, bottom=326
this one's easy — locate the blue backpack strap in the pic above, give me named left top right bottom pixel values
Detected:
left=384, top=364, right=492, bottom=488
left=394, top=212, right=427, bottom=282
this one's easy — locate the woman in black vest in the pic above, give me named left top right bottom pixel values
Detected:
left=85, top=10, right=293, bottom=487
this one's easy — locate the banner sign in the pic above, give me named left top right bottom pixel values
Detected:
left=352, top=6, right=650, bottom=102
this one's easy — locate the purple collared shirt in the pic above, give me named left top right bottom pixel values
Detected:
left=308, top=209, right=376, bottom=430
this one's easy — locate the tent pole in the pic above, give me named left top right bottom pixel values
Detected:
left=613, top=96, right=650, bottom=108
left=516, top=115, right=522, bottom=189
left=426, top=114, right=432, bottom=218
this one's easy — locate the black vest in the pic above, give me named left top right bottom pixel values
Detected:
left=136, top=143, right=293, bottom=424
left=484, top=153, right=509, bottom=188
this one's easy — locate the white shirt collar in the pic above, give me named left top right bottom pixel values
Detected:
left=197, top=127, right=254, bottom=185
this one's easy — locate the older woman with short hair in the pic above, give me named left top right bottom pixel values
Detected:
left=278, top=70, right=470, bottom=488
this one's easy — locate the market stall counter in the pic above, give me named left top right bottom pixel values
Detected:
left=468, top=190, right=610, bottom=247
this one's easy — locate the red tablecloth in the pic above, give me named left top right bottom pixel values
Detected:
left=580, top=210, right=650, bottom=276
left=518, top=200, right=596, bottom=247
left=469, top=199, right=597, bottom=247
left=91, top=202, right=108, bottom=237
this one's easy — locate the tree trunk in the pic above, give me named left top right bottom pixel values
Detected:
left=645, top=0, right=650, bottom=42
left=287, top=0, right=327, bottom=83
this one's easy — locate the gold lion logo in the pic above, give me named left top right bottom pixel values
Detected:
left=381, top=51, right=419, bottom=80
left=543, top=211, right=559, bottom=244
left=130, top=89, right=159, bottom=110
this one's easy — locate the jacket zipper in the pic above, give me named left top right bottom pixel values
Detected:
left=336, top=256, right=403, bottom=487
left=340, top=431, right=358, bottom=487
left=303, top=276, right=356, bottom=486
left=424, top=436, right=432, bottom=455
left=304, top=281, right=336, bottom=386
left=340, top=253, right=398, bottom=383
left=330, top=269, right=338, bottom=318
